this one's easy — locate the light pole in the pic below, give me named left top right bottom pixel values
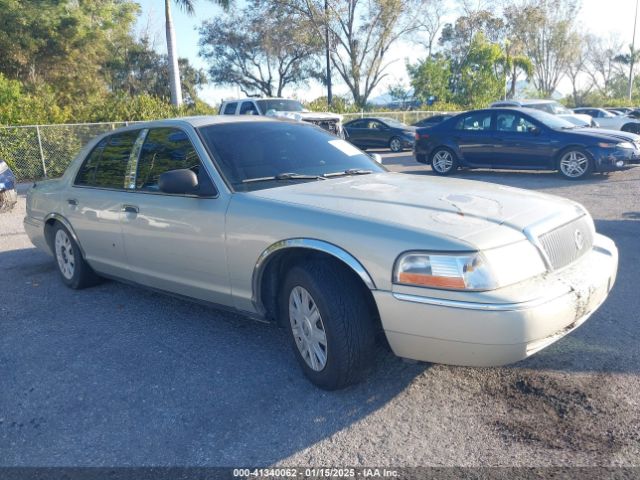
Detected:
left=629, top=0, right=639, bottom=102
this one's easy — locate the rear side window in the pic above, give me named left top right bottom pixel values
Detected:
left=136, top=128, right=212, bottom=193
left=222, top=102, right=237, bottom=114
left=75, top=131, right=139, bottom=189
left=455, top=112, right=493, bottom=131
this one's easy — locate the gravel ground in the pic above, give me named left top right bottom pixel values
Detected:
left=1, top=156, right=639, bottom=468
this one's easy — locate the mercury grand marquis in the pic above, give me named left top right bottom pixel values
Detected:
left=24, top=116, right=619, bottom=389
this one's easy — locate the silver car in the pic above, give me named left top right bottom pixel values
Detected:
left=24, top=116, right=619, bottom=389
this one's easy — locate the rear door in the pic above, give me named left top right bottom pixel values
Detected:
left=451, top=111, right=495, bottom=165
left=65, top=130, right=144, bottom=279
left=119, top=127, right=232, bottom=305
left=492, top=111, right=552, bottom=168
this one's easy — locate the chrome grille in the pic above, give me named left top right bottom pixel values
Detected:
left=538, top=215, right=594, bottom=270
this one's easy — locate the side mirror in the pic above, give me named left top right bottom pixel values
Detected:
left=159, top=169, right=199, bottom=195
left=370, top=153, right=383, bottom=164
left=528, top=126, right=541, bottom=135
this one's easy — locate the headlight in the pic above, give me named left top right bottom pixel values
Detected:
left=616, top=142, right=635, bottom=149
left=394, top=242, right=546, bottom=291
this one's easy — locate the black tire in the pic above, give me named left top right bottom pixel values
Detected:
left=389, top=136, right=403, bottom=152
left=51, top=223, right=101, bottom=289
left=430, top=147, right=459, bottom=175
left=279, top=260, right=375, bottom=390
left=557, top=148, right=594, bottom=180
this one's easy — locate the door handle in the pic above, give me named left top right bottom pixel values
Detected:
left=121, top=205, right=139, bottom=214
left=67, top=198, right=78, bottom=206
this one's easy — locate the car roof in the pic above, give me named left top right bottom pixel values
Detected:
left=222, top=97, right=292, bottom=103
left=98, top=115, right=282, bottom=135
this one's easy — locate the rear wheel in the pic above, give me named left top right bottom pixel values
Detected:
left=279, top=260, right=375, bottom=390
left=52, top=223, right=101, bottom=289
left=389, top=136, right=403, bottom=152
left=558, top=148, right=594, bottom=180
left=430, top=148, right=458, bottom=175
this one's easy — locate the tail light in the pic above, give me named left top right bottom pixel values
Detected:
left=415, top=132, right=429, bottom=140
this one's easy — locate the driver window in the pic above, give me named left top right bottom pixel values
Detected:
left=239, top=101, right=258, bottom=115
left=368, top=121, right=383, bottom=130
left=136, top=128, right=207, bottom=192
left=497, top=113, right=537, bottom=133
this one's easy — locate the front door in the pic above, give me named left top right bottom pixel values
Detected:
left=119, top=127, right=232, bottom=306
left=65, top=130, right=144, bottom=279
left=493, top=112, right=551, bottom=168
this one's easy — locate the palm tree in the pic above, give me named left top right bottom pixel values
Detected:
left=165, top=0, right=228, bottom=107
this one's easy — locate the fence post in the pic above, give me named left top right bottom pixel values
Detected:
left=35, top=125, right=47, bottom=178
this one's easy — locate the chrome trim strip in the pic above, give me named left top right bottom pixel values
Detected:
left=392, top=290, right=570, bottom=311
left=43, top=213, right=86, bottom=258
left=252, top=238, right=376, bottom=315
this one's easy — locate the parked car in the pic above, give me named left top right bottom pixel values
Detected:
left=573, top=107, right=640, bottom=133
left=490, top=99, right=596, bottom=127
left=343, top=117, right=415, bottom=152
left=219, top=97, right=343, bottom=137
left=605, top=107, right=633, bottom=116
left=414, top=107, right=640, bottom=179
left=412, top=114, right=454, bottom=128
left=0, top=160, right=17, bottom=212
left=24, top=116, right=618, bottom=389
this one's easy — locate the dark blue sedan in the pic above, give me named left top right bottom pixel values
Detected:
left=344, top=117, right=415, bottom=152
left=414, top=108, right=640, bottom=179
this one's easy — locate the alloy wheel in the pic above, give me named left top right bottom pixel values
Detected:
left=560, top=151, right=589, bottom=178
left=432, top=150, right=454, bottom=173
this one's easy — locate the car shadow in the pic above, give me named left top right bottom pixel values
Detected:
left=0, top=247, right=429, bottom=466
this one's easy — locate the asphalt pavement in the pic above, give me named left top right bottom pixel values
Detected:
left=1, top=156, right=639, bottom=468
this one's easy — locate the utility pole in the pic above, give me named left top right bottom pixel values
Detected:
left=325, top=0, right=332, bottom=106
left=629, top=0, right=639, bottom=102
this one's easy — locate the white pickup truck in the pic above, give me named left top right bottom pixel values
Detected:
left=219, top=97, right=344, bottom=137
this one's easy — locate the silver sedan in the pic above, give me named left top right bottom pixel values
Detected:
left=24, top=116, right=618, bottom=389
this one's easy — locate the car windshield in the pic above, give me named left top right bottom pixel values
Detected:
left=255, top=99, right=304, bottom=114
left=526, top=101, right=572, bottom=115
left=521, top=109, right=577, bottom=129
left=379, top=118, right=409, bottom=128
left=198, top=122, right=386, bottom=191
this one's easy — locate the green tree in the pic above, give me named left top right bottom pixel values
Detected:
left=408, top=57, right=452, bottom=104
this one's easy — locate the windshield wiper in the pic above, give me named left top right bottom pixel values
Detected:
left=323, top=169, right=374, bottom=178
left=242, top=172, right=327, bottom=184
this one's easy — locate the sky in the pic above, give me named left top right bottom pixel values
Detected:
left=135, top=0, right=640, bottom=106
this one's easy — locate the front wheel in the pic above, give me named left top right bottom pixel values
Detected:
left=558, top=149, right=593, bottom=180
left=280, top=260, right=375, bottom=390
left=389, top=136, right=403, bottom=152
left=430, top=148, right=458, bottom=175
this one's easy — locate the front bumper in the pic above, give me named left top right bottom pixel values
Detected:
left=592, top=146, right=640, bottom=170
left=374, top=234, right=618, bottom=366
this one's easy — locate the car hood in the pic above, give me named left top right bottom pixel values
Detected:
left=249, top=172, right=585, bottom=250
left=269, top=111, right=343, bottom=122
left=559, top=113, right=593, bottom=125
left=573, top=127, right=640, bottom=143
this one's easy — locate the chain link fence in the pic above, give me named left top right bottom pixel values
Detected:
left=1, top=112, right=455, bottom=182
left=0, top=122, right=140, bottom=182
left=341, top=110, right=456, bottom=124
